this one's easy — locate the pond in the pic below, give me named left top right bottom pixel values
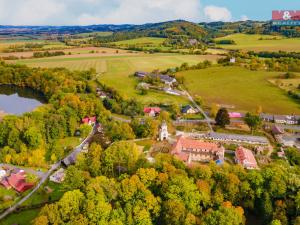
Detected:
left=0, top=85, right=45, bottom=115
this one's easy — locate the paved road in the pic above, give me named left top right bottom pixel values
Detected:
left=181, top=88, right=214, bottom=132
left=0, top=124, right=96, bottom=221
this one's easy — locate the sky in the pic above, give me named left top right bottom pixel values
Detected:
left=0, top=0, right=300, bottom=26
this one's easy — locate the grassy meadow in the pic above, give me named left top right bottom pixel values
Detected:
left=179, top=66, right=300, bottom=114
left=215, top=34, right=300, bottom=52
left=111, top=37, right=169, bottom=51
left=14, top=53, right=220, bottom=104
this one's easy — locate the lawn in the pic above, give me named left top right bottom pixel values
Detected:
left=14, top=53, right=220, bottom=104
left=179, top=66, right=300, bottom=114
left=215, top=33, right=300, bottom=52
left=0, top=209, right=40, bottom=225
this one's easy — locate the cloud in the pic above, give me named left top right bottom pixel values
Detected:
left=204, top=5, right=232, bottom=22
left=240, top=15, right=249, bottom=21
left=0, top=0, right=66, bottom=25
left=0, top=0, right=234, bottom=25
left=78, top=0, right=202, bottom=25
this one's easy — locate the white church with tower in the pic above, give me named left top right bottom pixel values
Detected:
left=159, top=121, right=169, bottom=141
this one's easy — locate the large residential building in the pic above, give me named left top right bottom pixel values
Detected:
left=235, top=146, right=258, bottom=169
left=205, top=132, right=269, bottom=145
left=171, top=136, right=225, bottom=164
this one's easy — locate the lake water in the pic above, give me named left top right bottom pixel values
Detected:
left=0, top=85, right=45, bottom=115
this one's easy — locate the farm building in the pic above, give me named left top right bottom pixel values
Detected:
left=135, top=71, right=149, bottom=78
left=272, top=125, right=285, bottom=135
left=171, top=136, right=225, bottom=164
left=205, top=132, right=269, bottom=145
left=260, top=113, right=300, bottom=125
left=50, top=168, right=65, bottom=184
left=158, top=74, right=177, bottom=86
left=4, top=171, right=34, bottom=193
left=228, top=112, right=244, bottom=119
left=82, top=116, right=96, bottom=125
left=235, top=146, right=258, bottom=169
left=144, top=107, right=161, bottom=117
left=181, top=105, right=197, bottom=114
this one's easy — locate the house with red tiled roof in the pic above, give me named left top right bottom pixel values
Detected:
left=144, top=107, right=161, bottom=117
left=7, top=172, right=34, bottom=193
left=235, top=146, right=258, bottom=169
left=171, top=136, right=225, bottom=164
left=0, top=178, right=11, bottom=189
left=82, top=116, right=96, bottom=125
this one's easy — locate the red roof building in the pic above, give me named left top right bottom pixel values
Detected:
left=144, top=107, right=161, bottom=117
left=0, top=178, right=11, bottom=189
left=229, top=112, right=243, bottom=119
left=82, top=116, right=96, bottom=125
left=235, top=146, right=258, bottom=169
left=171, top=136, right=225, bottom=164
left=7, top=172, right=34, bottom=193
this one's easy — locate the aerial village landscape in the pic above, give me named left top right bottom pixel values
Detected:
left=0, top=1, right=300, bottom=225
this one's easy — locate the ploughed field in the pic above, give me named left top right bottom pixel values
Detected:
left=215, top=33, right=300, bottom=52
left=179, top=66, right=300, bottom=114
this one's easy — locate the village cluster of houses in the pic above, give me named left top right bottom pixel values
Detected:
left=272, top=125, right=300, bottom=149
left=143, top=105, right=198, bottom=117
left=0, top=168, right=34, bottom=193
left=135, top=71, right=184, bottom=96
left=135, top=71, right=177, bottom=86
left=261, top=113, right=300, bottom=125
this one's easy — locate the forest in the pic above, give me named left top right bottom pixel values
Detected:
left=32, top=144, right=300, bottom=225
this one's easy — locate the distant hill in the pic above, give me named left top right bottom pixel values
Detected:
left=200, top=21, right=300, bottom=38
left=0, top=20, right=207, bottom=38
left=0, top=24, right=135, bottom=36
left=92, top=20, right=208, bottom=43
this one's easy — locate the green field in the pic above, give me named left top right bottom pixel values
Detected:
left=15, top=53, right=220, bottom=104
left=111, top=37, right=170, bottom=51
left=179, top=66, right=300, bottom=114
left=0, top=209, right=40, bottom=225
left=112, top=37, right=166, bottom=45
left=0, top=39, right=66, bottom=52
left=215, top=34, right=300, bottom=52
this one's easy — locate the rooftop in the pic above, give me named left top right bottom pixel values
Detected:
left=206, top=132, right=269, bottom=144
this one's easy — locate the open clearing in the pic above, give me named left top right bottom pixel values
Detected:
left=111, top=37, right=167, bottom=50
left=14, top=53, right=220, bottom=104
left=215, top=34, right=300, bottom=52
left=1, top=47, right=138, bottom=58
left=179, top=66, right=300, bottom=114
